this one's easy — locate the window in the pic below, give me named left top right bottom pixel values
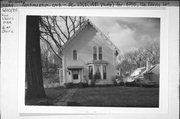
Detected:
left=99, top=46, right=102, bottom=60
left=103, top=65, right=106, bottom=79
left=73, top=50, right=77, bottom=60
left=93, top=46, right=97, bottom=60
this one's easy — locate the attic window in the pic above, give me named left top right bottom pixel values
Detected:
left=115, top=50, right=119, bottom=56
left=73, top=50, right=77, bottom=60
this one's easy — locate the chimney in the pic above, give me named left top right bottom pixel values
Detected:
left=146, top=60, right=151, bottom=71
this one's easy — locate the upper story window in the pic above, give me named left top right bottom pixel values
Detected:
left=93, top=46, right=97, bottom=60
left=99, top=46, right=102, bottom=60
left=73, top=50, right=77, bottom=60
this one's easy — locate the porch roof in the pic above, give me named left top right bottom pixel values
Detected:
left=87, top=60, right=109, bottom=65
left=67, top=65, right=84, bottom=70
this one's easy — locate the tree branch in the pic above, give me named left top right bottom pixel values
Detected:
left=40, top=35, right=62, bottom=61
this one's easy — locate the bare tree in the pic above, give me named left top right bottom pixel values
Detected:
left=39, top=16, right=87, bottom=64
left=41, top=40, right=51, bottom=72
left=145, top=41, right=160, bottom=64
left=26, top=16, right=87, bottom=101
left=118, top=41, right=160, bottom=77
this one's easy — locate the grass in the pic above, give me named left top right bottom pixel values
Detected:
left=26, top=86, right=159, bottom=107
left=25, top=87, right=67, bottom=105
left=69, top=86, right=159, bottom=107
left=45, top=87, right=68, bottom=100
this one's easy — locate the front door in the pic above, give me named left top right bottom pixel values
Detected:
left=89, top=66, right=93, bottom=80
left=95, top=65, right=101, bottom=79
left=72, top=70, right=80, bottom=84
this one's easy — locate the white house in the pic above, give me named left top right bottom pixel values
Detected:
left=130, top=67, right=146, bottom=77
left=126, top=60, right=157, bottom=83
left=59, top=20, right=120, bottom=86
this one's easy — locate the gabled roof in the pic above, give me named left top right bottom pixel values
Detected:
left=60, top=19, right=120, bottom=53
left=146, top=64, right=159, bottom=74
left=130, top=67, right=146, bottom=77
left=130, top=64, right=159, bottom=77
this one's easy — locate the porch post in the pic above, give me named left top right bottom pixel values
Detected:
left=100, top=65, right=103, bottom=80
left=81, top=69, right=83, bottom=82
left=93, top=64, right=95, bottom=75
left=70, top=70, right=73, bottom=83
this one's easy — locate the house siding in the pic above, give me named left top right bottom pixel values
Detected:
left=61, top=24, right=117, bottom=85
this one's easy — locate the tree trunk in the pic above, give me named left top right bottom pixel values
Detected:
left=26, top=16, right=46, bottom=99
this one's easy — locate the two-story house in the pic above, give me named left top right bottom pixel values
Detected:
left=59, top=20, right=120, bottom=86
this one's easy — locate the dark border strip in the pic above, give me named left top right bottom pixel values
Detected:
left=1, top=0, right=179, bottom=8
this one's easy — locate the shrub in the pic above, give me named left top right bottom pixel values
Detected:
left=111, top=75, right=123, bottom=86
left=89, top=74, right=99, bottom=86
left=78, top=82, right=84, bottom=88
left=94, top=72, right=101, bottom=79
left=64, top=83, right=73, bottom=88
left=125, top=82, right=136, bottom=87
left=83, top=83, right=89, bottom=87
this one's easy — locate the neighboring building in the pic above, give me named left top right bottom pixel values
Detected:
left=59, top=20, right=120, bottom=86
left=130, top=67, right=146, bottom=77
left=126, top=61, right=158, bottom=83
left=144, top=64, right=159, bottom=84
left=126, top=67, right=146, bottom=82
left=126, top=60, right=159, bottom=86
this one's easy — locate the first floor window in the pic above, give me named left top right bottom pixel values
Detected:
left=95, top=65, right=101, bottom=79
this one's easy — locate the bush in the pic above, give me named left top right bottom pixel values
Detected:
left=94, top=72, right=101, bottom=79
left=141, top=81, right=159, bottom=88
left=78, top=83, right=84, bottom=88
left=111, top=75, right=123, bottom=86
left=90, top=82, right=95, bottom=87
left=82, top=83, right=89, bottom=87
left=89, top=74, right=99, bottom=86
left=64, top=83, right=73, bottom=88
left=125, top=82, right=137, bottom=87
left=119, top=82, right=125, bottom=86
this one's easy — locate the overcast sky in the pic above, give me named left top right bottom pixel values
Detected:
left=89, top=17, right=160, bottom=53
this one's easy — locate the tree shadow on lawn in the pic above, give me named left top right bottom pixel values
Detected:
left=26, top=86, right=159, bottom=107
left=25, top=87, right=68, bottom=106
left=68, top=86, right=159, bottom=107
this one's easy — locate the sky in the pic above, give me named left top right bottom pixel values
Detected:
left=89, top=17, right=160, bottom=53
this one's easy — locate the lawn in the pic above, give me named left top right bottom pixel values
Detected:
left=45, top=87, right=68, bottom=100
left=69, top=86, right=159, bottom=107
left=25, top=87, right=68, bottom=105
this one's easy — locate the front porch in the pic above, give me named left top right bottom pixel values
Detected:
left=66, top=66, right=84, bottom=84
left=64, top=60, right=114, bottom=86
left=87, top=60, right=109, bottom=80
